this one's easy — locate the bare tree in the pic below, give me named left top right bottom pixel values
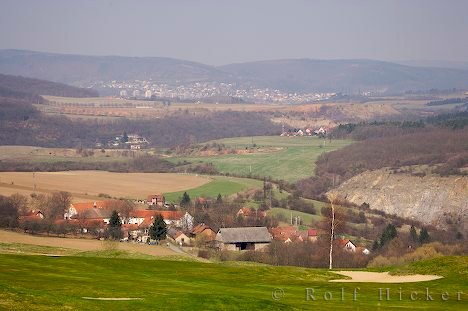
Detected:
left=46, top=192, right=72, bottom=220
left=329, top=198, right=335, bottom=269
left=318, top=195, right=347, bottom=270
left=10, top=193, right=29, bottom=215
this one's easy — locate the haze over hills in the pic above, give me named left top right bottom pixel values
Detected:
left=1, top=49, right=468, bottom=94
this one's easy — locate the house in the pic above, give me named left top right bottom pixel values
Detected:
left=236, top=208, right=266, bottom=218
left=147, top=194, right=165, bottom=207
left=129, top=210, right=194, bottom=231
left=130, top=144, right=141, bottom=150
left=269, top=226, right=312, bottom=243
left=191, top=223, right=216, bottom=241
left=121, top=224, right=139, bottom=239
left=336, top=239, right=357, bottom=253
left=65, top=201, right=113, bottom=219
left=55, top=218, right=106, bottom=234
left=307, top=229, right=318, bottom=242
left=18, top=210, right=44, bottom=222
left=270, top=226, right=299, bottom=243
left=216, top=227, right=272, bottom=251
left=76, top=207, right=113, bottom=224
left=356, top=246, right=371, bottom=255
left=314, top=127, right=327, bottom=137
left=168, top=228, right=190, bottom=246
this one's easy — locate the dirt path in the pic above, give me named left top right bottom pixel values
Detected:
left=330, top=271, right=443, bottom=283
left=0, top=230, right=181, bottom=257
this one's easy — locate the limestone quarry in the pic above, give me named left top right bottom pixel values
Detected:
left=327, top=168, right=467, bottom=231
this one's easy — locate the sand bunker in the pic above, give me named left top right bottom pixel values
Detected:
left=330, top=271, right=442, bottom=283
left=82, top=297, right=143, bottom=301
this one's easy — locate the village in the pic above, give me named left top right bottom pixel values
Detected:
left=17, top=191, right=370, bottom=257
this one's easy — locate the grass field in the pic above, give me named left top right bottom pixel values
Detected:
left=164, top=176, right=263, bottom=203
left=0, top=171, right=210, bottom=202
left=168, top=136, right=352, bottom=182
left=268, top=208, right=322, bottom=226
left=0, top=252, right=465, bottom=310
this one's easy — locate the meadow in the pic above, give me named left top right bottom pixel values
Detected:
left=164, top=176, right=263, bottom=203
left=0, top=252, right=465, bottom=310
left=168, top=136, right=352, bottom=182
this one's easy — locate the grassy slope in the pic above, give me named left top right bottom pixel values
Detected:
left=164, top=176, right=262, bottom=203
left=268, top=208, right=322, bottom=226
left=168, top=136, right=352, bottom=182
left=0, top=254, right=466, bottom=310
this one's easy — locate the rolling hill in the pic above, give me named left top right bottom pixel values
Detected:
left=0, top=49, right=233, bottom=86
left=220, top=58, right=468, bottom=93
left=1, top=50, right=468, bottom=94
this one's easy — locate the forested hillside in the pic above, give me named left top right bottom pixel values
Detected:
left=296, top=118, right=468, bottom=199
left=0, top=74, right=280, bottom=148
left=0, top=74, right=98, bottom=98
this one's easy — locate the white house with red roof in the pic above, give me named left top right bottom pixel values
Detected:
left=65, top=201, right=113, bottom=220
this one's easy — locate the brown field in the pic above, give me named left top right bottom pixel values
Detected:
left=0, top=171, right=210, bottom=201
left=38, top=94, right=466, bottom=130
left=40, top=95, right=285, bottom=119
left=0, top=145, right=135, bottom=162
left=0, top=230, right=180, bottom=257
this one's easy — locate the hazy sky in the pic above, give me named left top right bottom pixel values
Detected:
left=1, top=0, right=467, bottom=65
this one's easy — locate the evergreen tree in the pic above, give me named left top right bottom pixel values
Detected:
left=149, top=214, right=167, bottom=242
left=372, top=240, right=379, bottom=250
left=122, top=131, right=128, bottom=143
left=379, top=224, right=397, bottom=247
left=180, top=192, right=191, bottom=207
left=409, top=225, right=419, bottom=244
left=216, top=193, right=223, bottom=205
left=419, top=227, right=430, bottom=244
left=108, top=210, right=122, bottom=240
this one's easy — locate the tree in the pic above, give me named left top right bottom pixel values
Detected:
left=149, top=214, right=167, bottom=242
left=216, top=193, right=223, bottom=205
left=0, top=195, right=18, bottom=227
left=180, top=192, right=191, bottom=207
left=110, top=199, right=134, bottom=219
left=46, top=191, right=72, bottom=220
left=419, top=227, right=430, bottom=244
left=379, top=224, right=397, bottom=247
left=108, top=210, right=122, bottom=240
left=122, top=131, right=128, bottom=143
left=409, top=225, right=418, bottom=244
left=318, top=196, right=347, bottom=270
left=10, top=193, right=29, bottom=215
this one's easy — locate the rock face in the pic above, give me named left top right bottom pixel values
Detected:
left=327, top=169, right=467, bottom=231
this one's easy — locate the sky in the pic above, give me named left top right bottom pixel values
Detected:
left=1, top=0, right=467, bottom=66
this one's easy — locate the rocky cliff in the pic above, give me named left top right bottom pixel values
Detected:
left=327, top=168, right=467, bottom=231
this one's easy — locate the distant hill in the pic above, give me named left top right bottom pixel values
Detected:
left=0, top=74, right=97, bottom=123
left=0, top=73, right=98, bottom=99
left=1, top=50, right=468, bottom=94
left=0, top=50, right=232, bottom=86
left=220, top=59, right=468, bottom=93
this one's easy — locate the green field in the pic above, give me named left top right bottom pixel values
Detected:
left=164, top=176, right=263, bottom=203
left=168, top=136, right=352, bottom=182
left=268, top=208, right=322, bottom=226
left=0, top=253, right=466, bottom=310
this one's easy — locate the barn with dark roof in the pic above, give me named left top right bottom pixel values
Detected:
left=215, top=227, right=272, bottom=251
